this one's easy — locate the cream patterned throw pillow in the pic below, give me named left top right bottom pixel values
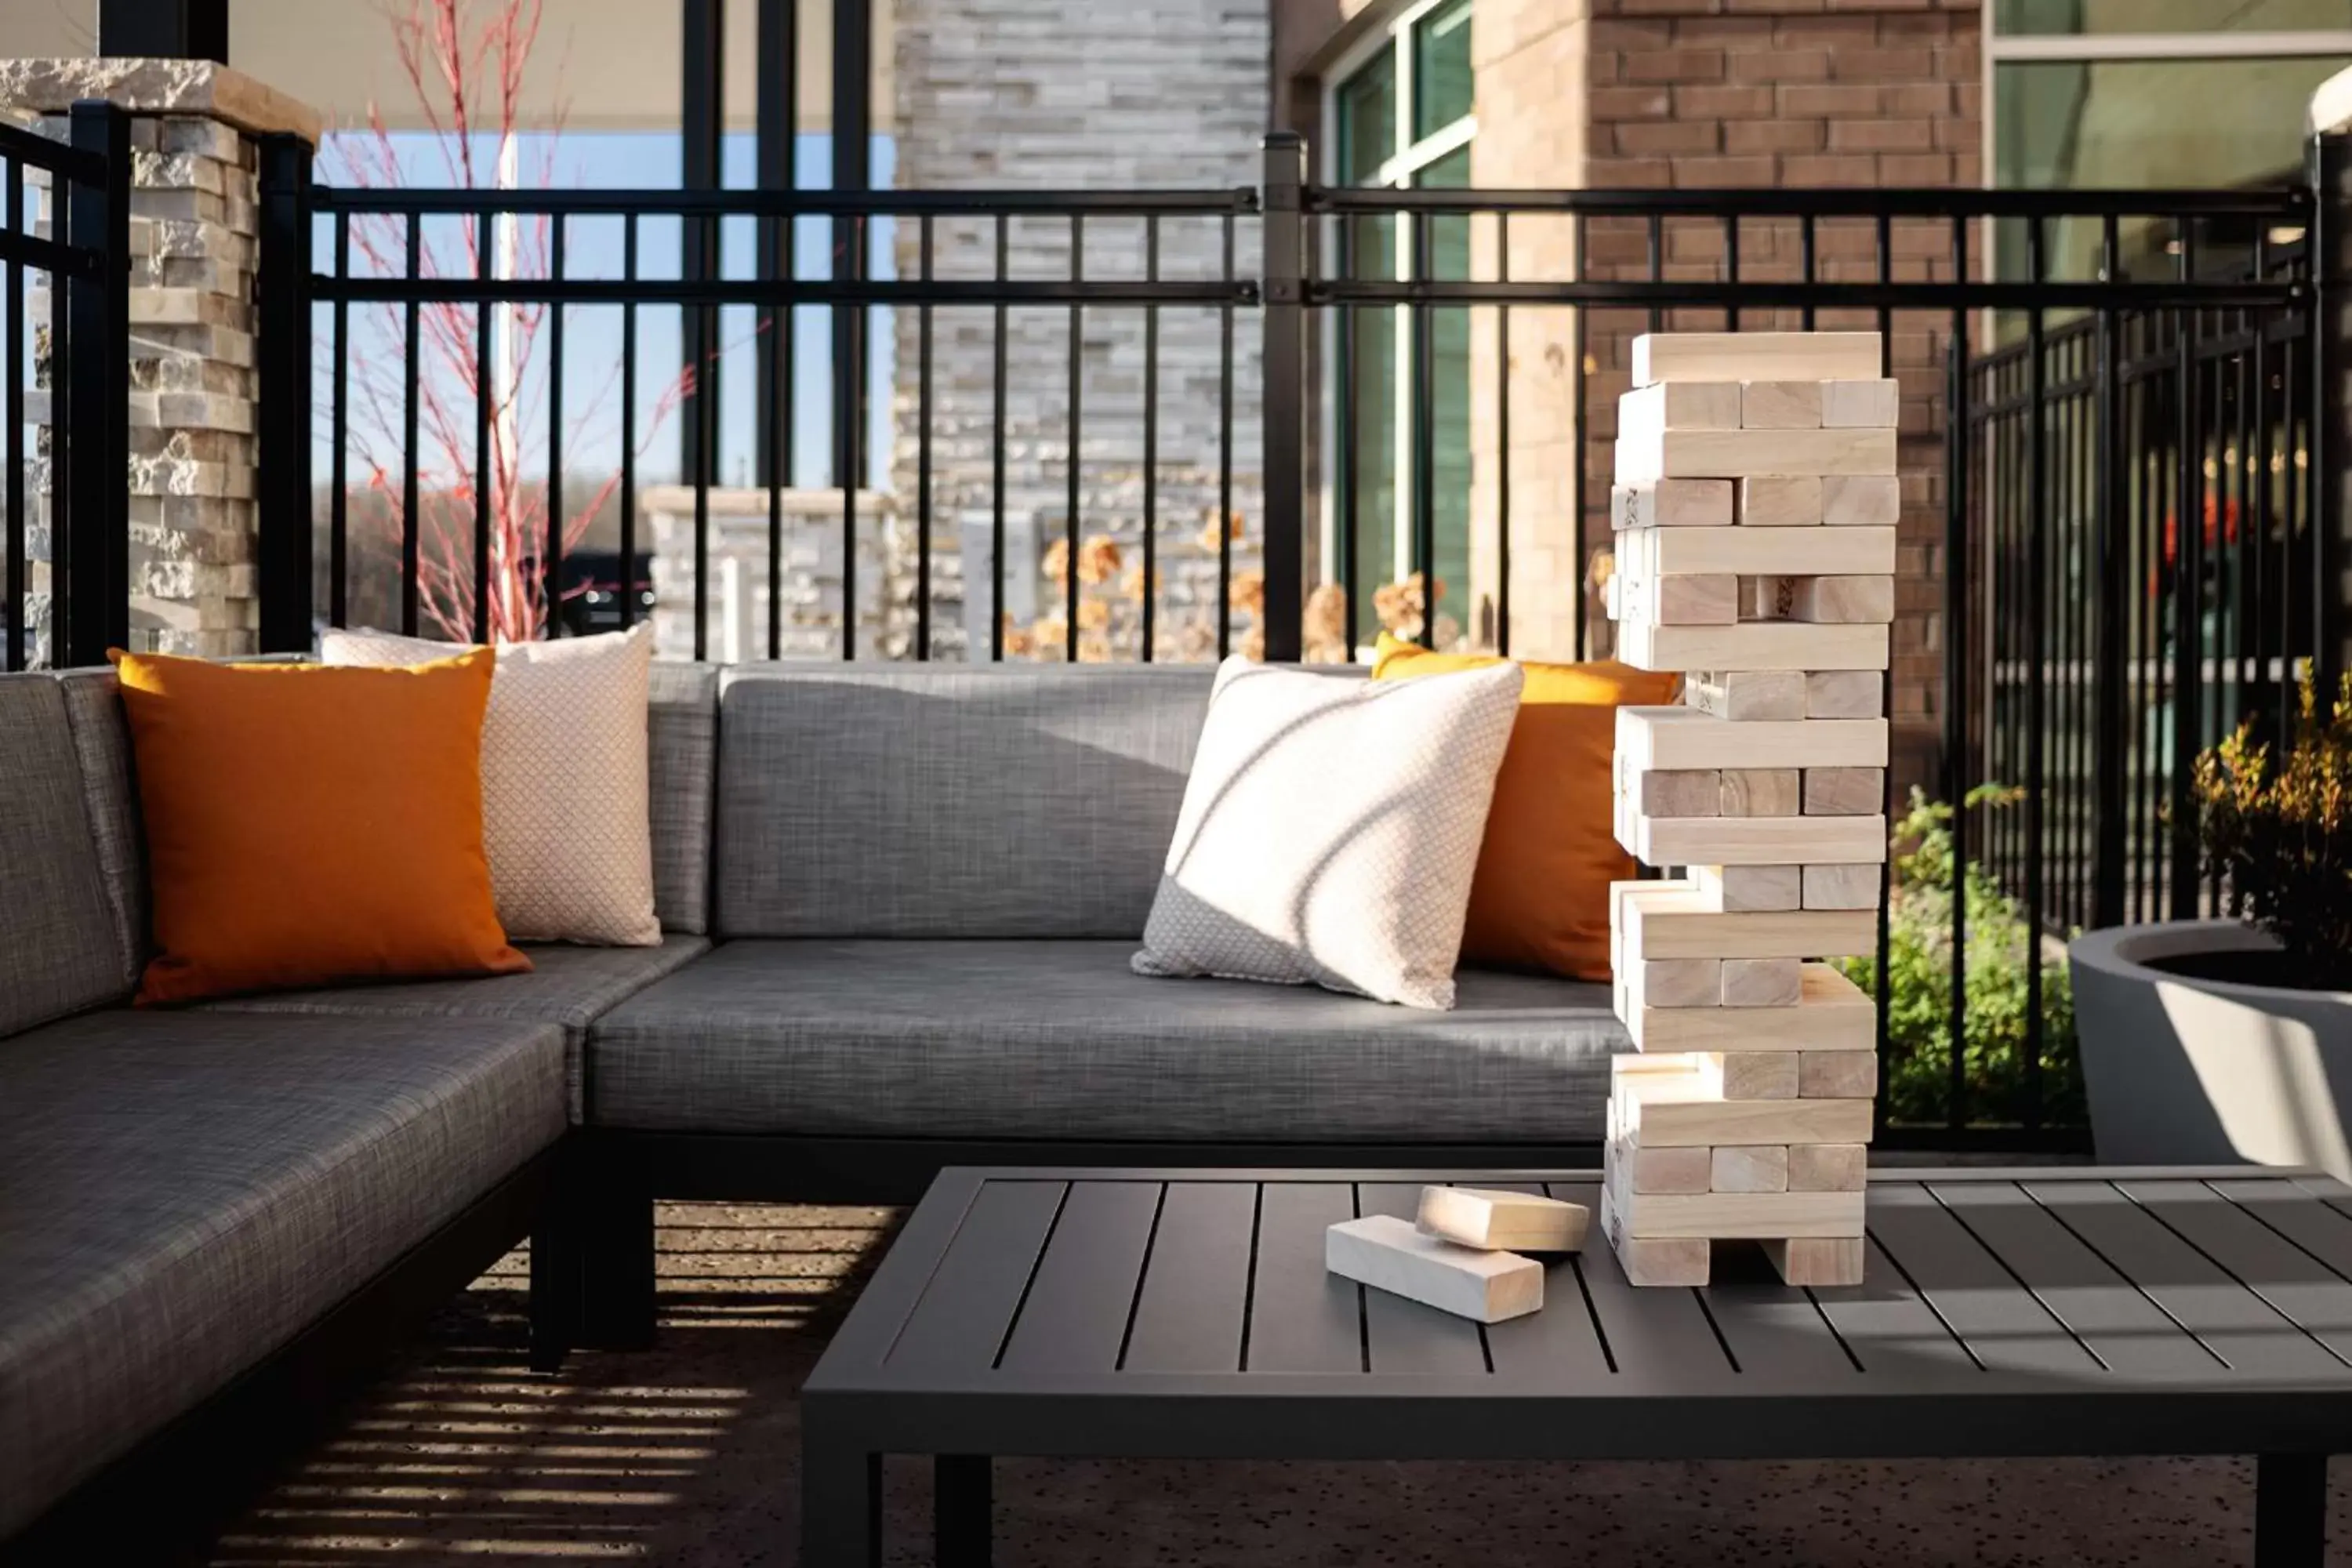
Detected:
left=1133, top=655, right=1525, bottom=1010
left=321, top=624, right=660, bottom=946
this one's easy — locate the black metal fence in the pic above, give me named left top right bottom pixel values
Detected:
left=2, top=101, right=129, bottom=672
left=73, top=133, right=2314, bottom=1147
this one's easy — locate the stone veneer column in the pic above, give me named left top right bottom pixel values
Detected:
left=0, top=59, right=319, bottom=659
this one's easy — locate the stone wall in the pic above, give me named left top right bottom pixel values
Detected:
left=887, top=0, right=1270, bottom=662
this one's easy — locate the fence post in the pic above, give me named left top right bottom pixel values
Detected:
left=255, top=134, right=314, bottom=652
left=1259, top=132, right=1306, bottom=663
left=2310, top=129, right=2351, bottom=696
left=60, top=100, right=129, bottom=669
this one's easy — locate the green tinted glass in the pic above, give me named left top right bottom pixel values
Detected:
left=1996, top=0, right=2352, bottom=31
left=1413, top=0, right=1474, bottom=140
left=1417, top=147, right=1472, bottom=644
left=1338, top=53, right=1396, bottom=185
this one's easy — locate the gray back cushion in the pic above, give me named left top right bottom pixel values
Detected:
left=716, top=663, right=1219, bottom=938
left=0, top=674, right=132, bottom=1033
left=649, top=660, right=718, bottom=935
left=54, top=668, right=147, bottom=989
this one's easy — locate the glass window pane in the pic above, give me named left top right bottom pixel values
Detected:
left=1996, top=0, right=2352, bottom=32
left=1417, top=147, right=1472, bottom=647
left=1413, top=0, right=1474, bottom=140
left=1338, top=53, right=1396, bottom=186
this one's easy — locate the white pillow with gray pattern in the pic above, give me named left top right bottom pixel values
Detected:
left=321, top=623, right=659, bottom=946
left=1132, top=655, right=1524, bottom=1010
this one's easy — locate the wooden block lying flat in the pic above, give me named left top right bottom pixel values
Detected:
left=1615, top=426, right=1899, bottom=483
left=1618, top=618, right=1890, bottom=673
left=1632, top=331, right=1883, bottom=388
left=1614, top=478, right=1736, bottom=530
left=1618, top=706, right=1889, bottom=771
left=1737, top=474, right=1824, bottom=527
left=1776, top=575, right=1896, bottom=624
left=1803, top=862, right=1882, bottom=909
left=1762, top=1236, right=1866, bottom=1287
left=1822, top=473, right=1901, bottom=528
left=1602, top=1187, right=1711, bottom=1287
left=1610, top=1184, right=1866, bottom=1240
left=1640, top=957, right=1723, bottom=1009
left=1693, top=863, right=1803, bottom=913
left=1325, top=1214, right=1543, bottom=1324
left=1703, top=1049, right=1798, bottom=1100
left=1788, top=1142, right=1868, bottom=1192
left=1711, top=1145, right=1791, bottom=1194
left=1628, top=964, right=1876, bottom=1053
left=1686, top=668, right=1805, bottom=723
left=1616, top=1076, right=1876, bottom=1148
left=1622, top=896, right=1878, bottom=960
left=1621, top=379, right=1744, bottom=437
left=1417, top=1186, right=1590, bottom=1253
left=1720, top=768, right=1800, bottom=818
left=1820, top=378, right=1900, bottom=428
left=1805, top=766, right=1885, bottom=816
left=1800, top=1049, right=1881, bottom=1099
left=1633, top=812, right=1889, bottom=869
left=1624, top=1142, right=1714, bottom=1194
left=1741, top=379, right=1823, bottom=429
left=1638, top=767, right=1722, bottom=818
left=1721, top=956, right=1803, bottom=1008
left=1806, top=669, right=1883, bottom=719
left=1644, top=573, right=1740, bottom=625
left=1639, top=522, right=1896, bottom=579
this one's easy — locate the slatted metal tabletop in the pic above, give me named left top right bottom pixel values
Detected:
left=801, top=1167, right=2352, bottom=1566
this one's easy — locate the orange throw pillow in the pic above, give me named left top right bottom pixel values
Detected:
left=112, top=648, right=532, bottom=1005
left=1372, top=634, right=1679, bottom=981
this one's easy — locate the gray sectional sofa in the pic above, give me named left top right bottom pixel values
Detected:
left=0, top=659, right=1625, bottom=1553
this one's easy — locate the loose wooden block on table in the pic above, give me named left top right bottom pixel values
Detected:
left=1601, top=1187, right=1711, bottom=1287
left=1803, top=862, right=1882, bottom=909
left=1614, top=478, right=1736, bottom=531
left=1737, top=474, right=1824, bottom=527
left=1710, top=1144, right=1791, bottom=1194
left=1621, top=892, right=1878, bottom=960
left=1417, top=1186, right=1590, bottom=1253
left=1686, top=668, right=1805, bottom=723
left=1635, top=521, right=1896, bottom=579
left=1762, top=1236, right=1866, bottom=1287
left=1721, top=955, right=1804, bottom=1008
left=1805, top=766, right=1885, bottom=816
left=1621, top=379, right=1744, bottom=437
left=1618, top=618, right=1890, bottom=674
left=1608, top=1184, right=1866, bottom=1241
left=1632, top=811, right=1888, bottom=869
left=1800, top=1049, right=1880, bottom=1100
left=1741, top=379, right=1824, bottom=429
left=1719, top=768, right=1800, bottom=818
left=1772, top=575, right=1896, bottom=625
left=1614, top=1081, right=1876, bottom=1149
left=1628, top=964, right=1876, bottom=1053
left=1822, top=473, right=1901, bottom=528
left=1639, top=956, right=1724, bottom=1009
left=1806, top=669, right=1883, bottom=719
left=1693, top=863, right=1803, bottom=913
left=1324, top=1214, right=1543, bottom=1325
left=1820, top=378, right=1900, bottom=428
left=1702, top=1048, right=1799, bottom=1100
left=1788, top=1142, right=1868, bottom=1192
left=1615, top=426, right=1899, bottom=484
left=1618, top=706, right=1889, bottom=771
left=1632, top=331, right=1883, bottom=387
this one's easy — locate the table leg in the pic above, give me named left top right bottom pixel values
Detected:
left=935, top=1454, right=993, bottom=1568
left=2256, top=1453, right=2328, bottom=1568
left=801, top=1442, right=881, bottom=1568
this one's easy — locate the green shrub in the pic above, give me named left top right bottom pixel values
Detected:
left=1835, top=786, right=2082, bottom=1127
left=2194, top=673, right=2352, bottom=988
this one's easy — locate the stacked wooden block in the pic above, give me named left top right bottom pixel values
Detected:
left=1601, top=331, right=1893, bottom=1289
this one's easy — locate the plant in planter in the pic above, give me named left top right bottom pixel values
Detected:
left=2070, top=674, right=2352, bottom=1174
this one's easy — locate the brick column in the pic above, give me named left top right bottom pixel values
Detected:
left=0, top=59, right=319, bottom=659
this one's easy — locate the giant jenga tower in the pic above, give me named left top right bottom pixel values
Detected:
left=1600, top=332, right=1894, bottom=1290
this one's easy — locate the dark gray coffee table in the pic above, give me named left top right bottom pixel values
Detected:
left=800, top=1166, right=2352, bottom=1566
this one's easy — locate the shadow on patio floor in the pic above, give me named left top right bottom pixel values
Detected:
left=201, top=1202, right=2336, bottom=1566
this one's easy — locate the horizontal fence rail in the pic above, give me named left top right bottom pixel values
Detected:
left=2, top=103, right=129, bottom=673
left=228, top=136, right=2345, bottom=1149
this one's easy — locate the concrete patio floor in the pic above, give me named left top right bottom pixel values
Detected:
left=198, top=1202, right=2343, bottom=1566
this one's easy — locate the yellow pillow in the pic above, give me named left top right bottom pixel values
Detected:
left=1373, top=634, right=1679, bottom=980
left=112, top=648, right=531, bottom=1005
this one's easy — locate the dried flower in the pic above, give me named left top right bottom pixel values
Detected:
left=1229, top=570, right=1265, bottom=618
left=1077, top=534, right=1123, bottom=586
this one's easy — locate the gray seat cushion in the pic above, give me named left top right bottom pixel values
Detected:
left=203, top=935, right=711, bottom=1120
left=586, top=939, right=1626, bottom=1142
left=0, top=673, right=131, bottom=1036
left=0, top=1010, right=567, bottom=1537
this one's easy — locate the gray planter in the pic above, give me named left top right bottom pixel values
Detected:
left=2071, top=920, right=2352, bottom=1178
